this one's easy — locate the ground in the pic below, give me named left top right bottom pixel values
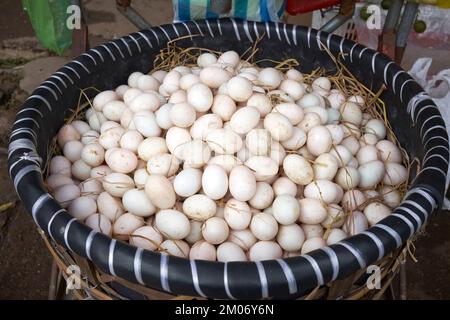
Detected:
left=0, top=0, right=448, bottom=300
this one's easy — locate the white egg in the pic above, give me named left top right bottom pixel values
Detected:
left=281, top=127, right=307, bottom=150
left=376, top=140, right=402, bottom=163
left=341, top=190, right=366, bottom=212
left=122, top=188, right=156, bottom=217
left=128, top=71, right=143, bottom=88
left=304, top=180, right=340, bottom=204
left=247, top=93, right=272, bottom=116
left=49, top=156, right=72, bottom=176
left=301, top=224, right=324, bottom=239
left=119, top=130, right=143, bottom=153
left=228, top=229, right=257, bottom=250
left=249, top=241, right=282, bottom=261
left=216, top=242, right=247, bottom=262
left=301, top=237, right=326, bottom=254
left=57, top=124, right=81, bottom=148
left=160, top=240, right=190, bottom=258
left=123, top=88, right=142, bottom=105
left=79, top=179, right=103, bottom=199
left=327, top=91, right=346, bottom=109
left=206, top=128, right=243, bottom=155
left=249, top=182, right=274, bottom=210
left=211, top=94, right=236, bottom=121
left=383, top=162, right=407, bottom=186
left=358, top=160, right=385, bottom=188
left=286, top=68, right=303, bottom=81
left=146, top=153, right=179, bottom=177
left=342, top=211, right=368, bottom=235
left=271, top=194, right=300, bottom=225
left=245, top=156, right=278, bottom=181
left=185, top=220, right=204, bottom=244
left=298, top=197, right=327, bottom=224
left=307, top=125, right=332, bottom=156
left=173, top=168, right=202, bottom=197
left=130, top=225, right=162, bottom=250
left=378, top=186, right=401, bottom=208
left=208, top=155, right=242, bottom=173
left=279, top=79, right=305, bottom=100
left=336, top=166, right=360, bottom=190
left=137, top=137, right=168, bottom=161
left=356, top=145, right=379, bottom=164
left=144, top=175, right=176, bottom=209
left=151, top=70, right=167, bottom=83
left=46, top=174, right=74, bottom=190
left=202, top=165, right=228, bottom=200
left=85, top=213, right=112, bottom=235
left=277, top=224, right=305, bottom=251
left=185, top=83, right=213, bottom=112
left=99, top=126, right=125, bottom=150
left=283, top=154, right=314, bottom=185
left=165, top=127, right=191, bottom=159
left=229, top=106, right=260, bottom=135
left=183, top=194, right=217, bottom=221
left=63, top=140, right=84, bottom=162
left=155, top=209, right=190, bottom=239
left=129, top=92, right=160, bottom=112
left=169, top=102, right=196, bottom=128
left=97, top=191, right=123, bottom=221
left=190, top=114, right=223, bottom=140
left=202, top=217, right=229, bottom=245
left=102, top=172, right=134, bottom=197
left=68, top=196, right=97, bottom=220
left=326, top=228, right=348, bottom=245
left=364, top=119, right=386, bottom=139
left=258, top=68, right=282, bottom=89
left=217, top=51, right=240, bottom=68
left=189, top=241, right=216, bottom=261
left=272, top=177, right=297, bottom=197
left=223, top=199, right=252, bottom=230
left=250, top=212, right=278, bottom=241
left=115, top=85, right=129, bottom=99
left=364, top=202, right=391, bottom=226
left=297, top=112, right=321, bottom=133
left=133, top=110, right=161, bottom=137
left=229, top=165, right=257, bottom=201
left=264, top=112, right=293, bottom=141
left=93, top=90, right=118, bottom=111
left=71, top=159, right=92, bottom=181
left=313, top=153, right=338, bottom=180
left=137, top=74, right=160, bottom=91
left=113, top=213, right=144, bottom=240
left=340, top=102, right=363, bottom=126
left=105, top=148, right=138, bottom=174
left=312, top=77, right=331, bottom=96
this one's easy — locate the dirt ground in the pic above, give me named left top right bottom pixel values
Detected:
left=0, top=0, right=448, bottom=300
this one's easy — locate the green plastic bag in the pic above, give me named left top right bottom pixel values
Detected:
left=22, top=0, right=73, bottom=55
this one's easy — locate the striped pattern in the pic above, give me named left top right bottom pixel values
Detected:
left=7, top=19, right=448, bottom=299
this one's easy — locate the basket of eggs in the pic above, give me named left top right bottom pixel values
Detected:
left=8, top=19, right=448, bottom=299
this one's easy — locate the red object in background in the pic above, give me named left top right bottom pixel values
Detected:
left=286, top=0, right=341, bottom=14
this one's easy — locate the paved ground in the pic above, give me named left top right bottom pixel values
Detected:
left=0, top=0, right=448, bottom=300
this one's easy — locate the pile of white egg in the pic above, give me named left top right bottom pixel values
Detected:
left=46, top=50, right=407, bottom=261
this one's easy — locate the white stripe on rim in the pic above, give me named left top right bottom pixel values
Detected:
left=64, top=218, right=77, bottom=252
left=26, top=95, right=52, bottom=112
left=255, top=261, right=269, bottom=298
left=137, top=31, right=153, bottom=48
left=160, top=253, right=171, bottom=292
left=31, top=193, right=51, bottom=225
left=111, top=42, right=125, bottom=59
left=108, top=239, right=117, bottom=277
left=85, top=229, right=96, bottom=260
left=337, top=242, right=366, bottom=268
left=373, top=224, right=402, bottom=248
left=100, top=44, right=116, bottom=61
left=399, top=79, right=414, bottom=103
left=134, top=248, right=145, bottom=285
left=63, top=65, right=81, bottom=79
left=321, top=247, right=339, bottom=281
left=390, top=213, right=415, bottom=237
left=90, top=48, right=105, bottom=62
left=230, top=18, right=241, bottom=41
left=13, top=164, right=41, bottom=192
left=361, top=231, right=385, bottom=261
left=243, top=20, right=253, bottom=42
left=81, top=52, right=98, bottom=65
left=303, top=254, right=324, bottom=285
left=190, top=260, right=207, bottom=298
left=36, top=85, right=58, bottom=100
left=73, top=60, right=91, bottom=74
left=47, top=209, right=65, bottom=241
left=276, top=259, right=297, bottom=294
left=224, top=262, right=236, bottom=299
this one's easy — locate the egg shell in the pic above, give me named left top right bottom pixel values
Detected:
left=129, top=92, right=160, bottom=112
left=247, top=93, right=272, bottom=116
left=272, top=177, right=297, bottom=197
left=186, top=83, right=213, bottom=112
left=336, top=166, right=361, bottom=190
left=358, top=160, right=385, bottom=188
left=216, top=242, right=247, bottom=262
left=326, top=228, right=348, bottom=245
left=378, top=186, right=401, bottom=208
left=223, top=199, right=252, bottom=230
left=102, top=172, right=135, bottom=197
left=185, top=220, right=204, bottom=244
left=228, top=229, right=257, bottom=251
left=301, top=224, right=324, bottom=239
left=155, top=209, right=190, bottom=239
left=342, top=211, right=368, bottom=235
left=173, top=168, right=202, bottom=197
left=283, top=154, right=314, bottom=185
left=272, top=194, right=300, bottom=225
left=63, top=140, right=84, bottom=163
left=93, top=90, right=118, bottom=111
left=137, top=137, right=168, bottom=161
left=258, top=68, right=282, bottom=89
left=201, top=165, right=228, bottom=200
left=97, top=191, right=124, bottom=221
left=190, top=114, right=223, bottom=140
left=130, top=226, right=162, bottom=250
left=298, top=198, right=327, bottom=224
left=364, top=202, right=391, bottom=226
left=189, top=241, right=216, bottom=261
left=71, top=159, right=92, bottom=181
left=383, top=162, right=407, bottom=185
left=160, top=240, right=190, bottom=258
left=264, top=112, right=293, bottom=141
left=281, top=127, right=307, bottom=150
left=249, top=182, right=274, bottom=210
left=144, top=175, right=176, bottom=209
left=250, top=212, right=278, bottom=241
left=122, top=188, right=156, bottom=217
left=46, top=174, right=74, bottom=190
left=376, top=140, right=403, bottom=163
left=202, top=217, right=229, bottom=245
left=341, top=189, right=367, bottom=211
left=217, top=51, right=240, bottom=67
left=200, top=66, right=231, bottom=88
left=229, top=106, right=260, bottom=135
left=181, top=139, right=211, bottom=168
left=301, top=237, right=326, bottom=254
left=146, top=153, right=180, bottom=177
left=249, top=241, right=282, bottom=261
left=79, top=179, right=103, bottom=199
left=57, top=124, right=81, bottom=148
left=85, top=214, right=112, bottom=235
left=321, top=204, right=345, bottom=228
left=307, top=125, right=332, bottom=156
left=279, top=79, right=305, bottom=100
left=50, top=156, right=72, bottom=176
left=183, top=194, right=217, bottom=221
left=211, top=94, right=236, bottom=121
left=313, top=153, right=338, bottom=180
left=106, top=148, right=138, bottom=174
left=277, top=224, right=305, bottom=251
left=113, top=213, right=144, bottom=240
left=364, top=119, right=386, bottom=139
left=304, top=180, right=340, bottom=204
left=99, top=126, right=125, bottom=150
left=229, top=165, right=257, bottom=201
left=356, top=145, right=379, bottom=164
left=68, top=196, right=97, bottom=220
left=245, top=156, right=278, bottom=181
left=206, top=128, right=243, bottom=155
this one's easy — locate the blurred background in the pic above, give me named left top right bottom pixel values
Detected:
left=0, top=0, right=448, bottom=299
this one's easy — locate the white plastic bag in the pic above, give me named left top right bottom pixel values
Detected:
left=408, top=58, right=450, bottom=209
